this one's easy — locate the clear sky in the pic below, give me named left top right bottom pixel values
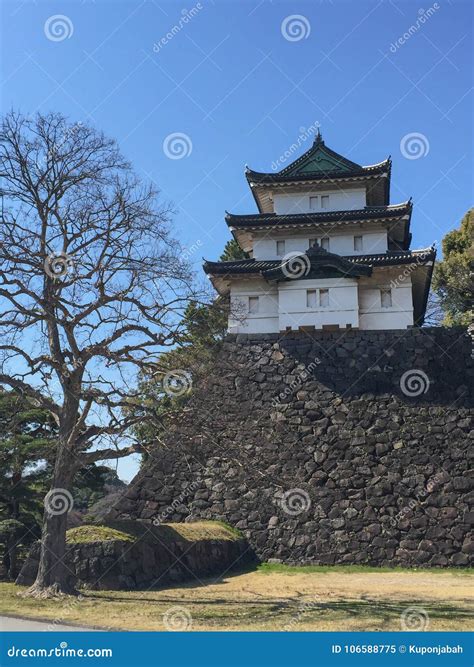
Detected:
left=1, top=0, right=472, bottom=480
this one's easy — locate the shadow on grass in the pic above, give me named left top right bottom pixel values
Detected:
left=82, top=591, right=473, bottom=624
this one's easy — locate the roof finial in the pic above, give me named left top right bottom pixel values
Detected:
left=314, top=126, right=323, bottom=145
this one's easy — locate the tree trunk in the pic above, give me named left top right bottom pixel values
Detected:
left=3, top=550, right=11, bottom=580
left=23, top=446, right=77, bottom=598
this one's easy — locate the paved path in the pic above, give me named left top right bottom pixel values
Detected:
left=0, top=615, right=98, bottom=631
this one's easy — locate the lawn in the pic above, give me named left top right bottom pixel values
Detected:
left=1, top=566, right=472, bottom=632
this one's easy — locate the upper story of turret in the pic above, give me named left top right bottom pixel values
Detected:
left=225, top=131, right=412, bottom=261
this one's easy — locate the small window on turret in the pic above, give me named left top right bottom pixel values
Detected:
left=248, top=296, right=259, bottom=314
left=309, top=196, right=318, bottom=210
left=319, top=289, right=329, bottom=307
left=306, top=290, right=317, bottom=308
left=380, top=289, right=392, bottom=308
left=321, top=237, right=330, bottom=251
left=321, top=195, right=329, bottom=208
left=354, top=235, right=363, bottom=251
left=276, top=240, right=285, bottom=256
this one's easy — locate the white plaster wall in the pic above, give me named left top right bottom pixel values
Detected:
left=274, top=188, right=366, bottom=214
left=229, top=279, right=279, bottom=333
left=358, top=268, right=414, bottom=330
left=227, top=269, right=414, bottom=333
left=253, top=230, right=388, bottom=259
left=278, top=279, right=359, bottom=330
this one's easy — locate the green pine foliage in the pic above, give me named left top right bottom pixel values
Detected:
left=219, top=239, right=249, bottom=261
left=432, top=209, right=473, bottom=326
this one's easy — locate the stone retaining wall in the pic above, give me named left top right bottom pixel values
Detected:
left=112, top=328, right=473, bottom=567
left=16, top=521, right=253, bottom=590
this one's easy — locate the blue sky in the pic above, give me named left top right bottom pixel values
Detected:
left=1, top=0, right=472, bottom=480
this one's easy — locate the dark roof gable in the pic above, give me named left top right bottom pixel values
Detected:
left=279, top=130, right=362, bottom=177
left=245, top=131, right=391, bottom=185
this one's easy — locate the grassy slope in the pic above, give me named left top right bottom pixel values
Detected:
left=1, top=566, right=472, bottom=632
left=65, top=520, right=243, bottom=545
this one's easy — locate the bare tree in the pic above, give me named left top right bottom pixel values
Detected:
left=423, top=290, right=445, bottom=327
left=0, top=111, right=196, bottom=596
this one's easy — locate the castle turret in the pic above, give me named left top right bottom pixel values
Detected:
left=204, top=131, right=435, bottom=333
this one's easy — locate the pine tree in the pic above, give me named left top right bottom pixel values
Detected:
left=432, top=209, right=474, bottom=326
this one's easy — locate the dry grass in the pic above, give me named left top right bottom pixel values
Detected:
left=1, top=567, right=472, bottom=632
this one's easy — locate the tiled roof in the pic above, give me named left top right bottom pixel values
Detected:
left=245, top=161, right=390, bottom=185
left=225, top=202, right=412, bottom=228
left=203, top=247, right=435, bottom=276
left=349, top=248, right=436, bottom=265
